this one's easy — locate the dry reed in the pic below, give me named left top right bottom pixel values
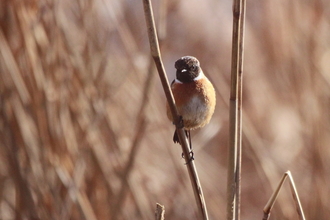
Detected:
left=0, top=0, right=330, bottom=219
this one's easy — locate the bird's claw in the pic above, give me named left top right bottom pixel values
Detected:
left=182, top=150, right=194, bottom=164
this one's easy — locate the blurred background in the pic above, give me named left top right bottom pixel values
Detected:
left=1, top=0, right=330, bottom=219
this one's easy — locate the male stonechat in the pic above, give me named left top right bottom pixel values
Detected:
left=167, top=56, right=216, bottom=159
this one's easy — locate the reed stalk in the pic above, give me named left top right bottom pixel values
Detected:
left=263, top=171, right=306, bottom=220
left=227, top=0, right=246, bottom=219
left=142, top=0, right=209, bottom=219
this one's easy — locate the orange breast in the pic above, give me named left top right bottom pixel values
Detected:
left=166, top=78, right=216, bottom=130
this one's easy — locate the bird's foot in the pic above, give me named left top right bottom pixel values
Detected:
left=182, top=150, right=194, bottom=164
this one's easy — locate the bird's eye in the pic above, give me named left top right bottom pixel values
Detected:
left=191, top=65, right=197, bottom=71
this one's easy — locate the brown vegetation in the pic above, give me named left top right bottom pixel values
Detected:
left=0, top=0, right=329, bottom=219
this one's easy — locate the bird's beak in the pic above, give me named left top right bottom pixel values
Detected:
left=181, top=69, right=187, bottom=73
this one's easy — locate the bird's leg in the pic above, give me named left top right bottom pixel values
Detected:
left=180, top=130, right=194, bottom=163
left=173, top=116, right=194, bottom=162
left=173, top=116, right=184, bottom=143
left=180, top=130, right=188, bottom=158
left=187, top=130, right=192, bottom=150
left=186, top=130, right=194, bottom=162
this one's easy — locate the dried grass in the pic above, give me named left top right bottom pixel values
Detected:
left=0, top=0, right=330, bottom=219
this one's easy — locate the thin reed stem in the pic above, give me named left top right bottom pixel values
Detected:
left=155, top=203, right=165, bottom=220
left=142, top=0, right=209, bottom=219
left=263, top=171, right=306, bottom=220
left=227, top=0, right=246, bottom=219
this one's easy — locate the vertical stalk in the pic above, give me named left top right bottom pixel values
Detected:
left=142, top=0, right=209, bottom=219
left=227, top=0, right=246, bottom=219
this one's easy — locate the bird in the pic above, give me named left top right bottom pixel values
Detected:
left=166, top=56, right=216, bottom=159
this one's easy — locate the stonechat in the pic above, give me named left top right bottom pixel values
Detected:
left=166, top=56, right=216, bottom=155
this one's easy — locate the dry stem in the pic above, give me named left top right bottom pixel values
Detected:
left=142, top=0, right=209, bottom=219
left=155, top=203, right=165, bottom=220
left=227, top=0, right=246, bottom=220
left=263, top=171, right=306, bottom=220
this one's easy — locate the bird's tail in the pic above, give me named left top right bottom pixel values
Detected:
left=173, top=130, right=180, bottom=143
left=173, top=130, right=191, bottom=147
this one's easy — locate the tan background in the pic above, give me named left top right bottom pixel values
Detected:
left=0, top=0, right=329, bottom=219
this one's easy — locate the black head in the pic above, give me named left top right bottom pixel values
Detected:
left=174, top=56, right=201, bottom=83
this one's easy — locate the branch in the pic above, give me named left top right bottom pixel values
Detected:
left=155, top=203, right=165, bottom=220
left=227, top=0, right=246, bottom=219
left=142, top=0, right=209, bottom=219
left=263, top=171, right=306, bottom=220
